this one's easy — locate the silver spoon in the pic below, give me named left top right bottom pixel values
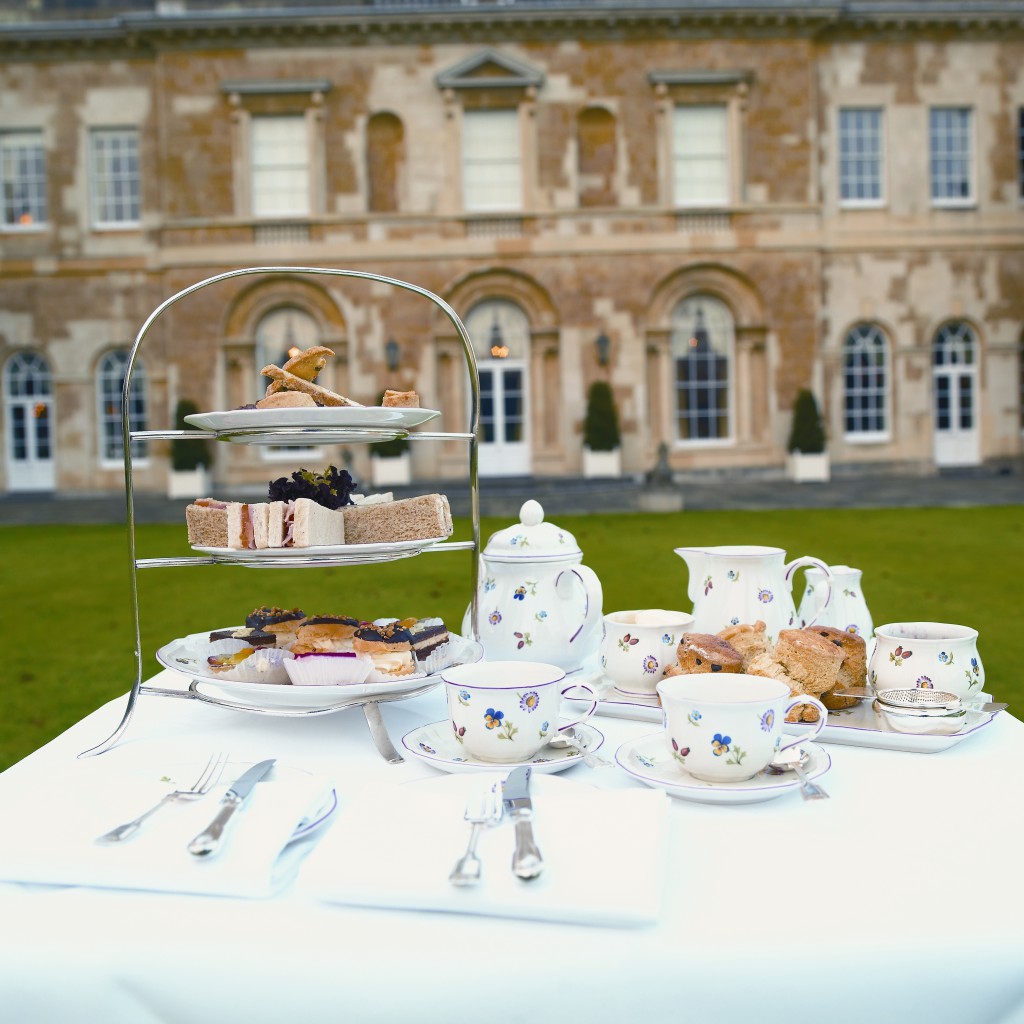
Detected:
left=764, top=747, right=829, bottom=800
left=546, top=727, right=611, bottom=768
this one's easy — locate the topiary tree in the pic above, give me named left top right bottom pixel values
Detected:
left=787, top=388, right=826, bottom=454
left=171, top=398, right=212, bottom=470
left=583, top=380, right=621, bottom=452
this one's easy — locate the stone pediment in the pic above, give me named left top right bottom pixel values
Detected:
left=436, top=47, right=544, bottom=90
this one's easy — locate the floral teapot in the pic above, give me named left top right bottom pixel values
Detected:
left=462, top=500, right=604, bottom=671
left=674, top=544, right=834, bottom=643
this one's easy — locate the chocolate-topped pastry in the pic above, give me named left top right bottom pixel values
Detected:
left=353, top=620, right=416, bottom=677
left=244, top=606, right=306, bottom=647
left=209, top=626, right=276, bottom=647
left=245, top=606, right=305, bottom=629
left=293, top=615, right=362, bottom=656
left=405, top=617, right=450, bottom=662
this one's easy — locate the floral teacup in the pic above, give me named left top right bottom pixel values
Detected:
left=657, top=674, right=827, bottom=783
left=600, top=609, right=694, bottom=696
left=441, top=661, right=598, bottom=763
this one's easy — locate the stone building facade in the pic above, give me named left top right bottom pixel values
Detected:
left=1, top=1, right=1022, bottom=494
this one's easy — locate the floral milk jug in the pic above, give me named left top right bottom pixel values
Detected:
left=462, top=500, right=604, bottom=671
left=797, top=564, right=873, bottom=640
left=674, top=544, right=834, bottom=643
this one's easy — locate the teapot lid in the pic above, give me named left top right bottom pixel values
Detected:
left=481, top=500, right=583, bottom=563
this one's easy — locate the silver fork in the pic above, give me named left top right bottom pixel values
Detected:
left=448, top=780, right=503, bottom=886
left=96, top=752, right=229, bottom=843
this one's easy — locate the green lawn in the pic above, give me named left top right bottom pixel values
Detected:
left=4, top=504, right=1021, bottom=771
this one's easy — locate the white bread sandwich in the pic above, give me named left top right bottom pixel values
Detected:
left=186, top=499, right=270, bottom=550
left=268, top=498, right=346, bottom=548
left=227, top=502, right=270, bottom=550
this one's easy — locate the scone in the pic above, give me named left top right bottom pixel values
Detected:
left=716, top=621, right=770, bottom=671
left=805, top=625, right=867, bottom=710
left=774, top=628, right=844, bottom=697
left=675, top=633, right=743, bottom=674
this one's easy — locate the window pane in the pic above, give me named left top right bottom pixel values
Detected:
left=90, top=128, right=140, bottom=225
left=673, top=105, right=728, bottom=206
left=252, top=116, right=310, bottom=218
left=462, top=109, right=521, bottom=212
left=671, top=295, right=733, bottom=441
left=843, top=323, right=889, bottom=436
left=930, top=108, right=973, bottom=203
left=839, top=108, right=883, bottom=203
left=98, top=350, right=148, bottom=461
left=1, top=130, right=48, bottom=227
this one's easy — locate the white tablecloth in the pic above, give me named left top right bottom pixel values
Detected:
left=2, top=669, right=1023, bottom=1024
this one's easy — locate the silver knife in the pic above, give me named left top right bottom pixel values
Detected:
left=187, top=759, right=275, bottom=857
left=502, top=765, right=543, bottom=881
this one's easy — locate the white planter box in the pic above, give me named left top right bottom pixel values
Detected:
left=786, top=451, right=831, bottom=483
left=168, top=466, right=211, bottom=498
left=582, top=447, right=622, bottom=479
left=370, top=453, right=412, bottom=487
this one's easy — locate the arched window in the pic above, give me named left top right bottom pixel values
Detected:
left=843, top=323, right=889, bottom=440
left=463, top=299, right=530, bottom=469
left=933, top=320, right=976, bottom=368
left=576, top=106, right=616, bottom=208
left=366, top=112, right=404, bottom=214
left=98, top=350, right=147, bottom=463
left=5, top=352, right=52, bottom=463
left=254, top=306, right=323, bottom=458
left=671, top=295, right=734, bottom=442
left=255, top=305, right=321, bottom=379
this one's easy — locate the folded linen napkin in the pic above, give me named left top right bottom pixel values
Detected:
left=297, top=773, right=670, bottom=927
left=0, top=753, right=334, bottom=899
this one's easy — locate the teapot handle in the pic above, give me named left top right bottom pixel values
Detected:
left=784, top=557, right=833, bottom=628
left=555, top=564, right=604, bottom=645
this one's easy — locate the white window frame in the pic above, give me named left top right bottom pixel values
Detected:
left=838, top=107, right=885, bottom=208
left=672, top=104, right=730, bottom=208
left=89, top=127, right=141, bottom=229
left=251, top=114, right=311, bottom=219
left=842, top=323, right=891, bottom=443
left=98, top=350, right=148, bottom=466
left=929, top=107, right=975, bottom=208
left=670, top=295, right=735, bottom=446
left=1, top=130, right=48, bottom=230
left=461, top=108, right=522, bottom=213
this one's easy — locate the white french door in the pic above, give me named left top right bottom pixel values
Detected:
left=4, top=352, right=55, bottom=492
left=932, top=322, right=980, bottom=467
left=479, top=362, right=530, bottom=476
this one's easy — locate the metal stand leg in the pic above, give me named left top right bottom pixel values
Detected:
left=362, top=702, right=405, bottom=764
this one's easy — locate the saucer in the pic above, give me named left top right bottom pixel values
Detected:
left=615, top=733, right=832, bottom=805
left=400, top=720, right=605, bottom=775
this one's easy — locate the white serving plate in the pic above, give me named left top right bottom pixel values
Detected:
left=568, top=674, right=1002, bottom=754
left=156, top=629, right=483, bottom=709
left=400, top=720, right=605, bottom=775
left=185, top=405, right=439, bottom=444
left=192, top=535, right=447, bottom=563
left=782, top=696, right=1001, bottom=753
left=616, top=733, right=831, bottom=805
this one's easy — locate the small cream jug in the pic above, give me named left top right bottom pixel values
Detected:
left=462, top=500, right=604, bottom=672
left=675, top=544, right=834, bottom=642
left=798, top=564, right=873, bottom=639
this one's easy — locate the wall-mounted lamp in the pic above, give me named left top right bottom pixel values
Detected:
left=595, top=332, right=611, bottom=367
left=385, top=338, right=401, bottom=372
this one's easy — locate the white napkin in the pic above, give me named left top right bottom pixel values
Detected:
left=297, top=773, right=670, bottom=927
left=0, top=754, right=334, bottom=899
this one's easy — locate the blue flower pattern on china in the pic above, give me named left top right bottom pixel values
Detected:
left=688, top=709, right=702, bottom=726
left=758, top=588, right=773, bottom=605
left=916, top=675, right=933, bottom=689
left=488, top=610, right=501, bottom=626
left=760, top=709, right=775, bottom=732
left=457, top=689, right=472, bottom=706
left=519, top=691, right=540, bottom=713
left=643, top=655, right=659, bottom=674
left=727, top=570, right=739, bottom=581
